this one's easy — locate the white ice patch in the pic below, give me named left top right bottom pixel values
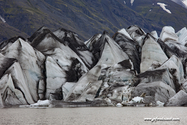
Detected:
left=79, top=51, right=93, bottom=66
left=160, top=26, right=178, bottom=43
left=101, top=64, right=108, bottom=69
left=156, top=101, right=164, bottom=107
left=105, top=98, right=113, bottom=106
left=30, top=100, right=51, bottom=106
left=157, top=3, right=171, bottom=14
left=116, top=103, right=123, bottom=107
left=118, top=28, right=133, bottom=40
left=85, top=34, right=101, bottom=48
left=131, top=0, right=134, bottom=6
left=62, top=82, right=76, bottom=99
left=0, top=16, right=6, bottom=23
left=151, top=31, right=158, bottom=39
left=131, top=96, right=143, bottom=103
left=177, top=27, right=187, bottom=45
left=99, top=35, right=129, bottom=65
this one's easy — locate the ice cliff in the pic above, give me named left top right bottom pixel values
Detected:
left=1, top=25, right=187, bottom=107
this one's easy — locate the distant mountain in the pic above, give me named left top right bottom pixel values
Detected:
left=171, top=0, right=187, bottom=9
left=0, top=0, right=187, bottom=41
left=0, top=20, right=28, bottom=42
left=125, top=0, right=187, bottom=31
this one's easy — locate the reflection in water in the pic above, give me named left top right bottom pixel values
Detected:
left=0, top=107, right=186, bottom=125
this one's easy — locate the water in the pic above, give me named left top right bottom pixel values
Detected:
left=0, top=107, right=186, bottom=125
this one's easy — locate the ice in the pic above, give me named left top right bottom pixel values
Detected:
left=141, top=34, right=168, bottom=72
left=105, top=98, right=113, bottom=106
left=57, top=44, right=88, bottom=72
left=127, top=26, right=146, bottom=46
left=116, top=103, right=123, bottom=107
left=150, top=31, right=158, bottom=39
left=160, top=26, right=179, bottom=43
left=78, top=80, right=102, bottom=102
left=118, top=28, right=132, bottom=40
left=157, top=3, right=171, bottom=14
left=177, top=27, right=187, bottom=45
left=2, top=24, right=187, bottom=107
left=45, top=56, right=67, bottom=98
left=101, top=64, right=108, bottom=69
left=166, top=90, right=187, bottom=106
left=79, top=51, right=93, bottom=66
left=62, top=82, right=76, bottom=99
left=156, top=101, right=164, bottom=107
left=46, top=56, right=66, bottom=77
left=6, top=62, right=35, bottom=104
left=85, top=34, right=102, bottom=48
left=0, top=74, right=28, bottom=105
left=1, top=38, right=46, bottom=101
left=131, top=96, right=143, bottom=103
left=30, top=100, right=51, bottom=107
left=159, top=55, right=184, bottom=85
left=161, top=26, right=175, bottom=34
left=53, top=30, right=65, bottom=39
left=97, top=35, right=129, bottom=66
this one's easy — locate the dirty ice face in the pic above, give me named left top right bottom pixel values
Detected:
left=109, top=64, right=134, bottom=81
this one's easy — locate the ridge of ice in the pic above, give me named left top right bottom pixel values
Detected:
left=118, top=28, right=133, bottom=40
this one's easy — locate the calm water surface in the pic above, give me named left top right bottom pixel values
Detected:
left=0, top=107, right=186, bottom=125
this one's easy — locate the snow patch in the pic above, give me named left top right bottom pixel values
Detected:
left=131, top=0, right=134, bottom=6
left=182, top=0, right=187, bottom=7
left=124, top=1, right=126, bottom=4
left=0, top=16, right=6, bottom=23
left=157, top=3, right=171, bottom=14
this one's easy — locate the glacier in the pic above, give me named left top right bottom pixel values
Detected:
left=1, top=25, right=187, bottom=108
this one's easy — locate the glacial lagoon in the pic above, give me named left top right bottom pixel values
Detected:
left=0, top=107, right=186, bottom=125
